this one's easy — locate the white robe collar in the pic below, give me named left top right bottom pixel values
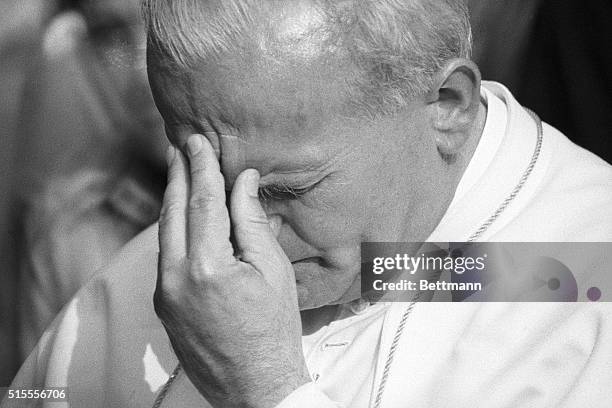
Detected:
left=427, top=81, right=549, bottom=242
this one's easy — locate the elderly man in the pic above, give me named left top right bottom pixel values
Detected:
left=4, top=1, right=612, bottom=407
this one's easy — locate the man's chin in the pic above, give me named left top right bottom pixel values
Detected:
left=296, top=286, right=322, bottom=311
left=292, top=263, right=361, bottom=310
left=293, top=260, right=361, bottom=310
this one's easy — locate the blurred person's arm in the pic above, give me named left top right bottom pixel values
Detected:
left=19, top=169, right=161, bottom=359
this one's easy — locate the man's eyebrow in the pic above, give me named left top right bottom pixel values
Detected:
left=269, top=147, right=342, bottom=174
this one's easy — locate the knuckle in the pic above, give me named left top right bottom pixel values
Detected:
left=238, top=246, right=266, bottom=262
left=190, top=257, right=215, bottom=275
left=157, top=270, right=180, bottom=295
left=159, top=202, right=183, bottom=222
left=190, top=164, right=224, bottom=187
left=234, top=224, right=270, bottom=243
left=189, top=164, right=215, bottom=182
left=244, top=211, right=270, bottom=225
left=234, top=214, right=270, bottom=236
left=189, top=163, right=207, bottom=177
left=187, top=258, right=221, bottom=284
left=157, top=259, right=185, bottom=290
left=188, top=194, right=218, bottom=211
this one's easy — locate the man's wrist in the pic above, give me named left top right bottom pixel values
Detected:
left=273, top=372, right=312, bottom=406
left=241, top=370, right=311, bottom=408
left=275, top=382, right=343, bottom=408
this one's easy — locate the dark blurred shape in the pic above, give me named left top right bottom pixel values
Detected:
left=468, top=0, right=543, bottom=92
left=517, top=0, right=612, bottom=164
left=469, top=0, right=612, bottom=163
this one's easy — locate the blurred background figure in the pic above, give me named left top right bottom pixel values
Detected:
left=17, top=0, right=168, bottom=197
left=13, top=0, right=167, bottom=370
left=0, top=0, right=58, bottom=389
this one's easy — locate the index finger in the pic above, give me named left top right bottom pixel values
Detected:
left=185, top=134, right=234, bottom=262
left=158, top=146, right=188, bottom=270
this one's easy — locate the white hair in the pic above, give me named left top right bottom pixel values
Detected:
left=142, top=0, right=472, bottom=117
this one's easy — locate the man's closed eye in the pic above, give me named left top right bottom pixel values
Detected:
left=258, top=183, right=314, bottom=201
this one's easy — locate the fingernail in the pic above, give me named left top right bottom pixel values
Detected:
left=165, top=145, right=175, bottom=166
left=187, top=135, right=203, bottom=156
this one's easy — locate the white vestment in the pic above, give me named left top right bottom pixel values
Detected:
left=4, top=82, right=612, bottom=408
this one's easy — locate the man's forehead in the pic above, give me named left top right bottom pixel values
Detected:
left=150, top=42, right=352, bottom=137
left=158, top=121, right=340, bottom=193
left=146, top=0, right=361, bottom=181
left=154, top=63, right=351, bottom=185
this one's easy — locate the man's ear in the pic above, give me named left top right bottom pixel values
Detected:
left=426, top=58, right=482, bottom=159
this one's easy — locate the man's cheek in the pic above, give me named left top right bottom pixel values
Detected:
left=293, top=260, right=360, bottom=309
left=288, top=208, right=364, bottom=247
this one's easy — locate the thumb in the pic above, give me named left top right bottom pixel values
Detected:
left=230, top=169, right=289, bottom=275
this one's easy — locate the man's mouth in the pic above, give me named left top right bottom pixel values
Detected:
left=291, top=256, right=321, bottom=265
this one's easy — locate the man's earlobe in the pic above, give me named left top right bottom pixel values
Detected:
left=426, top=58, right=482, bottom=159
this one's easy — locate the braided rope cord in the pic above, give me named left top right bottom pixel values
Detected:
left=151, top=364, right=182, bottom=408
left=467, top=109, right=543, bottom=241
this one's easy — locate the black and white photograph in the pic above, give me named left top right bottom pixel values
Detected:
left=1, top=0, right=611, bottom=407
